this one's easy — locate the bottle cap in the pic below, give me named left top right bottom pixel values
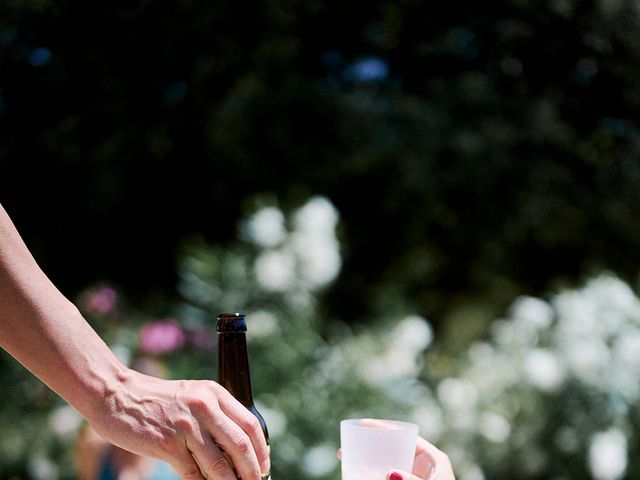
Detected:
left=217, top=312, right=247, bottom=332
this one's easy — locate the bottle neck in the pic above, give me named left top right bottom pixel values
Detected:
left=217, top=331, right=255, bottom=408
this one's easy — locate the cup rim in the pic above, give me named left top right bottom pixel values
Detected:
left=340, top=418, right=419, bottom=431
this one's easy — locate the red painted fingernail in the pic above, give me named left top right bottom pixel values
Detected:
left=389, top=472, right=403, bottom=480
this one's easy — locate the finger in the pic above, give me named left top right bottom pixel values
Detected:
left=186, top=431, right=237, bottom=480
left=336, top=448, right=342, bottom=461
left=217, top=388, right=270, bottom=475
left=414, top=437, right=455, bottom=480
left=416, top=436, right=446, bottom=459
left=170, top=450, right=208, bottom=480
left=208, top=411, right=262, bottom=480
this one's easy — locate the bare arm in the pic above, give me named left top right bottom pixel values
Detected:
left=0, top=203, right=270, bottom=480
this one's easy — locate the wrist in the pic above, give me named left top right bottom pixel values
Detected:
left=74, top=334, right=131, bottom=429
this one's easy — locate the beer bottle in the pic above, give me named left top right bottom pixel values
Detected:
left=217, top=312, right=270, bottom=480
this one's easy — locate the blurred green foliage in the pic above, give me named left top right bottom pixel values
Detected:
left=2, top=198, right=640, bottom=480
left=2, top=0, right=640, bottom=335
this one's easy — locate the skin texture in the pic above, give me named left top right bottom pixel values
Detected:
left=0, top=203, right=269, bottom=480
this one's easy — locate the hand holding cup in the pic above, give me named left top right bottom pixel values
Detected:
left=339, top=419, right=455, bottom=480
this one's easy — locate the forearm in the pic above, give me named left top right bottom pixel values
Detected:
left=0, top=203, right=124, bottom=422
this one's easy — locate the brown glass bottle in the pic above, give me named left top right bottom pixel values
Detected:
left=217, top=312, right=270, bottom=480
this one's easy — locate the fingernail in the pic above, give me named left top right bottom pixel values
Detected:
left=261, top=459, right=271, bottom=477
left=388, top=472, right=403, bottom=480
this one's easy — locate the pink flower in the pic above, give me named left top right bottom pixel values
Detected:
left=80, top=285, right=117, bottom=315
left=139, top=320, right=186, bottom=355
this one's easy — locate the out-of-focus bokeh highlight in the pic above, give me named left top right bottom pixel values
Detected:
left=1, top=1, right=640, bottom=479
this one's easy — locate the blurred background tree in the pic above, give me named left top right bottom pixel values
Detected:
left=1, top=0, right=640, bottom=478
left=2, top=0, right=640, bottom=337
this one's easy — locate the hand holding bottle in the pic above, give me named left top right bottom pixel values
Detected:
left=0, top=203, right=270, bottom=480
left=89, top=369, right=271, bottom=480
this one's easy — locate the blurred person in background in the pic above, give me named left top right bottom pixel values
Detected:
left=0, top=202, right=270, bottom=480
left=75, top=356, right=181, bottom=480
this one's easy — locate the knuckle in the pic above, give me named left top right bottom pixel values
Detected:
left=215, top=383, right=239, bottom=403
left=193, top=403, right=222, bottom=425
left=232, top=434, right=252, bottom=455
left=181, top=464, right=204, bottom=480
left=187, top=384, right=223, bottom=415
left=207, top=455, right=232, bottom=477
left=189, top=395, right=210, bottom=413
left=175, top=415, right=196, bottom=432
left=243, top=414, right=261, bottom=434
left=201, top=379, right=223, bottom=396
left=209, top=380, right=225, bottom=394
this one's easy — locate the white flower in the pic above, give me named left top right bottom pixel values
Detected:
left=390, top=315, right=433, bottom=353
left=588, top=274, right=640, bottom=323
left=504, top=297, right=553, bottom=347
left=301, top=443, right=339, bottom=477
left=412, top=398, right=445, bottom=441
left=292, top=233, right=341, bottom=287
left=381, top=348, right=420, bottom=380
left=479, top=412, right=511, bottom=443
left=437, top=378, right=478, bottom=413
left=492, top=317, right=540, bottom=348
left=613, top=327, right=640, bottom=366
left=588, top=428, right=627, bottom=480
left=248, top=309, right=278, bottom=338
left=49, top=405, right=83, bottom=439
left=586, top=274, right=640, bottom=335
left=254, top=249, right=295, bottom=291
left=554, top=274, right=640, bottom=345
left=355, top=336, right=397, bottom=385
left=523, top=348, right=567, bottom=392
left=293, top=196, right=339, bottom=236
left=358, top=316, right=432, bottom=385
left=554, top=291, right=599, bottom=338
left=243, top=207, right=286, bottom=248
left=560, top=339, right=610, bottom=384
left=510, top=296, right=554, bottom=331
left=290, top=196, right=342, bottom=288
left=465, top=342, right=518, bottom=400
left=28, top=456, right=59, bottom=480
